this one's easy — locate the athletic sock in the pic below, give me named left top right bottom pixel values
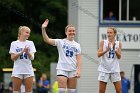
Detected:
left=58, top=88, right=66, bottom=93
left=13, top=91, right=20, bottom=93
left=68, top=89, right=76, bottom=93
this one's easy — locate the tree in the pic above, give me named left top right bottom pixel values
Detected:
left=0, top=0, right=67, bottom=79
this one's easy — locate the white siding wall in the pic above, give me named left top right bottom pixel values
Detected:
left=69, top=0, right=99, bottom=93
left=68, top=0, right=140, bottom=93
left=77, top=0, right=101, bottom=93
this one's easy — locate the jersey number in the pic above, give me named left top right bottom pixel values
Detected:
left=66, top=50, right=73, bottom=57
left=20, top=53, right=28, bottom=59
left=108, top=51, right=115, bottom=58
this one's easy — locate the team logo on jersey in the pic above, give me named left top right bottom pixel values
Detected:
left=16, top=47, right=23, bottom=52
left=63, top=43, right=78, bottom=57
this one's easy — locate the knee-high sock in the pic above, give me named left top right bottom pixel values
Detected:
left=68, top=89, right=76, bottom=93
left=58, top=88, right=66, bottom=93
left=13, top=91, right=20, bottom=93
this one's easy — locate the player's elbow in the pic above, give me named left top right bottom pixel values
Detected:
left=43, top=38, right=49, bottom=43
left=118, top=56, right=121, bottom=59
left=11, top=58, right=14, bottom=61
left=43, top=38, right=51, bottom=45
left=97, top=54, right=101, bottom=58
left=11, top=56, right=15, bottom=61
left=98, top=55, right=101, bottom=58
left=97, top=52, right=102, bottom=58
left=30, top=53, right=35, bottom=60
left=117, top=55, right=121, bottom=59
left=30, top=56, right=34, bottom=60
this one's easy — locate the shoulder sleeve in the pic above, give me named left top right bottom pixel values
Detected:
left=30, top=41, right=36, bottom=53
left=76, top=43, right=81, bottom=54
left=53, top=39, right=61, bottom=46
left=9, top=42, right=16, bottom=54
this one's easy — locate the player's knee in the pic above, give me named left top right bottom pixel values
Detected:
left=68, top=89, right=76, bottom=93
left=115, top=85, right=122, bottom=93
left=99, top=89, right=106, bottom=93
left=116, top=88, right=122, bottom=93
left=25, top=88, right=32, bottom=92
left=13, top=91, right=20, bottom=93
left=58, top=88, right=66, bottom=93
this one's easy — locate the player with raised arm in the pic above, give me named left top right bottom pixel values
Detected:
left=41, top=19, right=82, bottom=93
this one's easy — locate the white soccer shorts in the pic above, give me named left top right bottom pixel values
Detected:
left=98, top=72, right=121, bottom=82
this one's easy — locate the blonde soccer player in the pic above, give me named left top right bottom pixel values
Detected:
left=9, top=26, right=36, bottom=93
left=41, top=19, right=82, bottom=93
left=97, top=27, right=122, bottom=93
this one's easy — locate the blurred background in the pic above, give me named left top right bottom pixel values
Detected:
left=0, top=0, right=67, bottom=92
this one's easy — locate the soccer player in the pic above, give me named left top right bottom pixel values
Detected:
left=97, top=27, right=122, bottom=93
left=41, top=19, right=82, bottom=93
left=9, top=26, right=36, bottom=93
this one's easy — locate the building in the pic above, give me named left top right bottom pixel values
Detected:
left=68, top=0, right=140, bottom=93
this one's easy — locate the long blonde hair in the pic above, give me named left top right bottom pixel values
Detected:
left=18, top=26, right=30, bottom=39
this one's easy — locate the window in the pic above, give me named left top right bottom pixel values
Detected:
left=102, top=0, right=119, bottom=21
left=129, top=0, right=140, bottom=21
left=100, top=0, right=140, bottom=24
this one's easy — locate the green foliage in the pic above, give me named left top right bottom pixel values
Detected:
left=0, top=0, right=67, bottom=79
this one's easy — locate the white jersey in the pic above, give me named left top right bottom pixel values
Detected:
left=54, top=39, right=81, bottom=71
left=9, top=40, right=36, bottom=75
left=98, top=40, right=120, bottom=73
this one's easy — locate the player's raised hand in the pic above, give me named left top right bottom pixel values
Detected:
left=42, top=19, right=49, bottom=28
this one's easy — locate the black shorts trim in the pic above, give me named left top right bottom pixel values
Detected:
left=57, top=74, right=68, bottom=77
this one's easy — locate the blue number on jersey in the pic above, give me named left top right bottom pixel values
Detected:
left=108, top=50, right=115, bottom=58
left=20, top=53, right=28, bottom=59
left=66, top=50, right=73, bottom=57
